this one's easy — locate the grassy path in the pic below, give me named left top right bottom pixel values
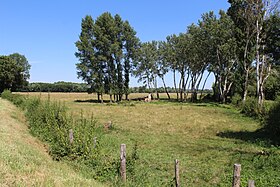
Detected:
left=0, top=98, right=102, bottom=186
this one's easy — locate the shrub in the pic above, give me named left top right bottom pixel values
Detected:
left=1, top=89, right=26, bottom=107
left=263, top=100, right=280, bottom=144
left=241, top=96, right=259, bottom=118
left=231, top=94, right=242, bottom=107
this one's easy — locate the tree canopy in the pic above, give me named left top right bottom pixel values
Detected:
left=0, top=53, right=30, bottom=92
left=75, top=13, right=139, bottom=102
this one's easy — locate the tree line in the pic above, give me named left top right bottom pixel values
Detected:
left=75, top=0, right=280, bottom=107
left=21, top=82, right=88, bottom=92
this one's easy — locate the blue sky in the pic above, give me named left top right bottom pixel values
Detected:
left=0, top=0, right=230, bottom=88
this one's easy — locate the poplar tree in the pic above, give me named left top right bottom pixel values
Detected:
left=75, top=13, right=139, bottom=102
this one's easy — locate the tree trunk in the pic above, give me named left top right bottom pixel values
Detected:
left=242, top=69, right=249, bottom=105
left=101, top=93, right=104, bottom=103
left=161, top=76, right=170, bottom=100
left=183, top=70, right=190, bottom=102
left=256, top=19, right=261, bottom=106
left=119, top=94, right=122, bottom=102
left=110, top=94, right=113, bottom=103
left=97, top=93, right=100, bottom=102
left=200, top=72, right=211, bottom=100
left=195, top=71, right=204, bottom=101
left=242, top=32, right=250, bottom=105
left=173, top=70, right=179, bottom=101
left=179, top=75, right=183, bottom=101
left=125, top=94, right=129, bottom=100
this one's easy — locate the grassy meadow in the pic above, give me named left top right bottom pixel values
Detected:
left=15, top=92, right=280, bottom=186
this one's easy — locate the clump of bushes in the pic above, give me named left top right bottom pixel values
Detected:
left=262, top=99, right=280, bottom=144
left=1, top=90, right=139, bottom=183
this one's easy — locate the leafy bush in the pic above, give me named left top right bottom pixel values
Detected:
left=241, top=97, right=259, bottom=118
left=1, top=89, right=26, bottom=107
left=263, top=100, right=280, bottom=144
left=231, top=94, right=242, bottom=107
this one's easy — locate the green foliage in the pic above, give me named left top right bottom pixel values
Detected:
left=1, top=90, right=26, bottom=107
left=263, top=100, right=280, bottom=144
left=75, top=13, right=140, bottom=102
left=241, top=97, right=260, bottom=118
left=23, top=82, right=88, bottom=92
left=231, top=93, right=242, bottom=107
left=0, top=54, right=30, bottom=92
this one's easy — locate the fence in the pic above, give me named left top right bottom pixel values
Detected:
left=68, top=129, right=256, bottom=186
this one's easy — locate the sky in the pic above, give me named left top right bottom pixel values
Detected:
left=0, top=0, right=230, bottom=88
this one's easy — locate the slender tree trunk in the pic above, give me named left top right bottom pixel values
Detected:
left=181, top=70, right=185, bottom=102
left=242, top=33, right=250, bottom=105
left=179, top=74, right=183, bottom=101
left=183, top=70, right=190, bottom=102
left=191, top=75, right=197, bottom=102
left=186, top=78, right=191, bottom=98
left=161, top=76, right=170, bottom=100
left=173, top=69, right=179, bottom=101
left=195, top=71, right=204, bottom=99
left=218, top=75, right=223, bottom=102
left=200, top=71, right=211, bottom=100
left=256, top=19, right=261, bottom=106
left=110, top=94, right=113, bottom=103
left=125, top=94, right=129, bottom=100
left=243, top=69, right=250, bottom=105
left=119, top=94, right=122, bottom=101
left=97, top=93, right=100, bottom=102
left=101, top=93, right=104, bottom=103
left=213, top=74, right=219, bottom=101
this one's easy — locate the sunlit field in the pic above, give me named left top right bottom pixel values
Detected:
left=17, top=92, right=280, bottom=186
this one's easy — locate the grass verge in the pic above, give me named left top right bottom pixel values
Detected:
left=0, top=98, right=103, bottom=186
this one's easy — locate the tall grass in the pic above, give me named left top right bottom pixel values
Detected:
left=1, top=90, right=139, bottom=184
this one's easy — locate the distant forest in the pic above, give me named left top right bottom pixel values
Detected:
left=17, top=81, right=212, bottom=94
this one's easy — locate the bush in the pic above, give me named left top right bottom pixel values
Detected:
left=1, top=89, right=26, bottom=107
left=231, top=94, right=242, bottom=107
left=263, top=100, right=280, bottom=144
left=240, top=97, right=259, bottom=118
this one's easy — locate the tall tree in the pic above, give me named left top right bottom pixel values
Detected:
left=9, top=53, right=31, bottom=91
left=75, top=13, right=139, bottom=102
left=0, top=54, right=30, bottom=92
left=133, top=41, right=160, bottom=98
left=123, top=21, right=140, bottom=100
left=255, top=1, right=280, bottom=106
left=228, top=0, right=258, bottom=104
left=202, top=11, right=238, bottom=103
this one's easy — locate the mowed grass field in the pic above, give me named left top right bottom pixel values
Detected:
left=0, top=98, right=103, bottom=186
left=17, top=92, right=280, bottom=186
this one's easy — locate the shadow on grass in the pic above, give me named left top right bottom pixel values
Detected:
left=217, top=129, right=279, bottom=146
left=75, top=99, right=111, bottom=103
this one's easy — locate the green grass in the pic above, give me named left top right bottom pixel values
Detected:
left=0, top=98, right=103, bottom=186
left=17, top=93, right=280, bottom=186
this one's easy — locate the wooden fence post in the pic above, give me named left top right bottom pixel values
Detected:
left=69, top=129, right=73, bottom=144
left=232, top=164, right=241, bottom=187
left=175, top=159, right=180, bottom=187
left=120, top=144, right=126, bottom=182
left=248, top=180, right=255, bottom=187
